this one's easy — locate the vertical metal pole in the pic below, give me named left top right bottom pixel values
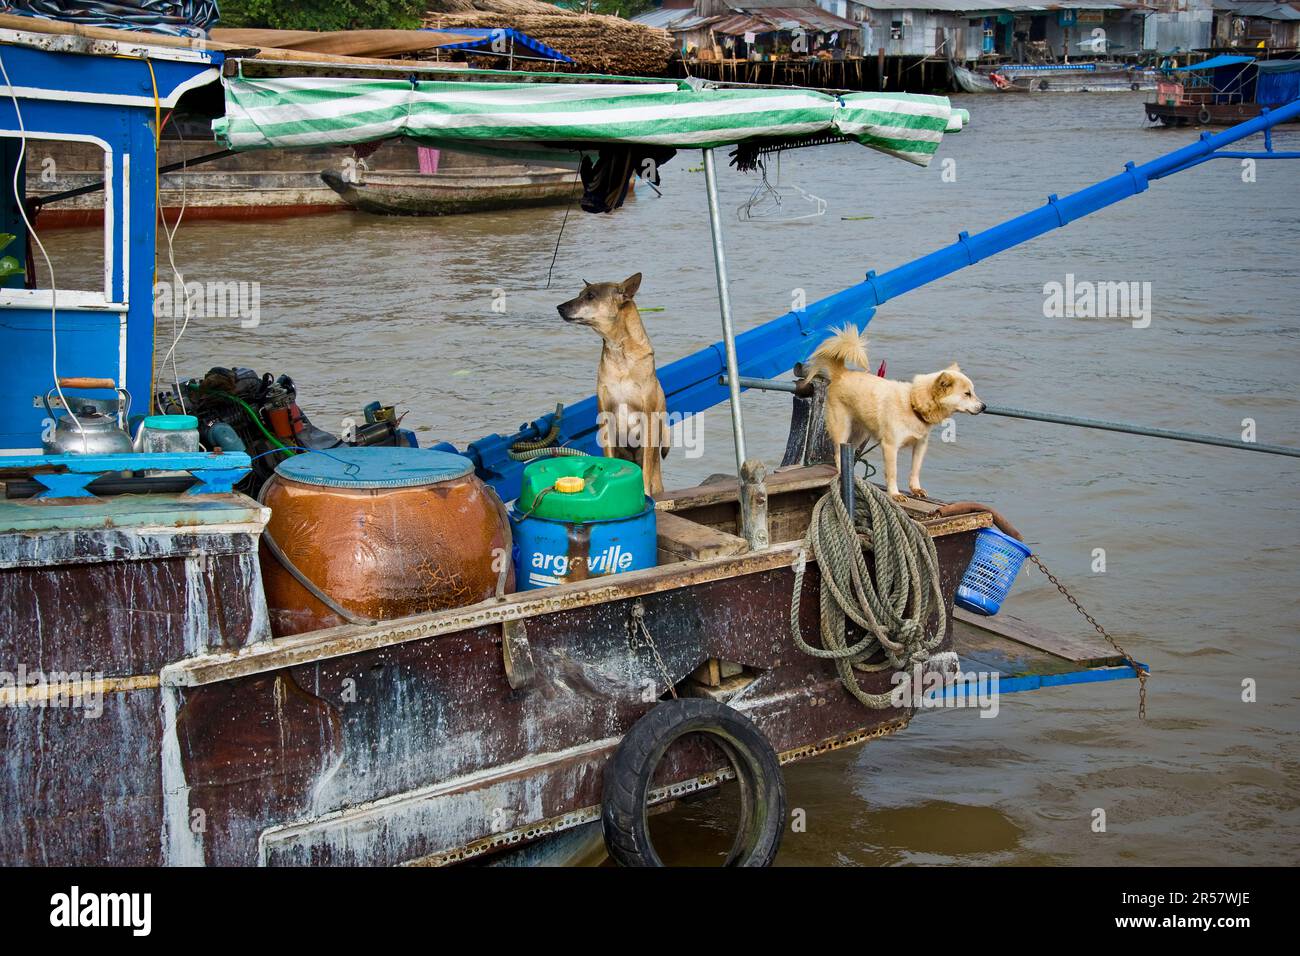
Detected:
left=702, top=147, right=747, bottom=475
left=839, top=443, right=855, bottom=524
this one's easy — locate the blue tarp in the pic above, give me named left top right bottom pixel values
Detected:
left=0, top=0, right=217, bottom=38
left=1258, top=59, right=1300, bottom=73
left=1256, top=61, right=1300, bottom=106
left=421, top=27, right=574, bottom=64
left=1171, top=55, right=1255, bottom=72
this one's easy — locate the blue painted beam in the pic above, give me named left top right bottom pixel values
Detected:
left=4, top=451, right=251, bottom=472
left=938, top=663, right=1146, bottom=699
left=10, top=451, right=251, bottom=498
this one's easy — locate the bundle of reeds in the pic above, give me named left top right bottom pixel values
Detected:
left=422, top=2, right=674, bottom=76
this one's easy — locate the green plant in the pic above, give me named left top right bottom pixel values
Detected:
left=549, top=0, right=661, bottom=18
left=0, top=233, right=22, bottom=280
left=216, top=0, right=430, bottom=32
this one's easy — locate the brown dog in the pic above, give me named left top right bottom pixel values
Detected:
left=803, top=325, right=985, bottom=502
left=557, top=273, right=669, bottom=495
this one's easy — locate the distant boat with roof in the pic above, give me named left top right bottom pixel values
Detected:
left=1145, top=54, right=1300, bottom=126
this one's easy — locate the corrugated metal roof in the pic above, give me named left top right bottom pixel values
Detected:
left=765, top=6, right=862, bottom=30
left=639, top=0, right=1154, bottom=23
left=1215, top=2, right=1300, bottom=19
left=660, top=7, right=861, bottom=35
left=631, top=8, right=696, bottom=28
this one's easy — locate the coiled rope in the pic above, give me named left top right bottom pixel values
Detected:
left=789, top=476, right=952, bottom=709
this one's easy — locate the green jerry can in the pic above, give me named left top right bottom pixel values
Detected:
left=509, top=456, right=657, bottom=590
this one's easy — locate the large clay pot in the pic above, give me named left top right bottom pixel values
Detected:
left=259, top=447, right=509, bottom=636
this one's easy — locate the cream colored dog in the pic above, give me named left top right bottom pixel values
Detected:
left=802, top=325, right=985, bottom=501
left=557, top=273, right=669, bottom=495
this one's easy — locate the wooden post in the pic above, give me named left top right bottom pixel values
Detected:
left=878, top=47, right=886, bottom=88
left=739, top=458, right=769, bottom=551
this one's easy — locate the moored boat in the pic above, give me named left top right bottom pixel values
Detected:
left=31, top=16, right=1300, bottom=868
left=320, top=163, right=581, bottom=216
left=951, top=63, right=1030, bottom=93
left=952, top=60, right=1157, bottom=93
left=1145, top=54, right=1300, bottom=126
left=27, top=138, right=575, bottom=228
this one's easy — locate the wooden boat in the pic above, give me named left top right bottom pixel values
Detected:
left=1145, top=100, right=1293, bottom=127
left=952, top=61, right=1156, bottom=94
left=1, top=407, right=1143, bottom=866
left=951, top=63, right=1030, bottom=93
left=4, top=20, right=1221, bottom=869
left=1145, top=56, right=1300, bottom=127
left=320, top=164, right=581, bottom=216
left=27, top=136, right=571, bottom=228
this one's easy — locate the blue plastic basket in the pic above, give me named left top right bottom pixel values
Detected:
left=954, top=527, right=1032, bottom=616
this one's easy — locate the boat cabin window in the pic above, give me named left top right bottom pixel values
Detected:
left=0, top=135, right=111, bottom=305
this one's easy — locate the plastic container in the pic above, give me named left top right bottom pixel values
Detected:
left=954, top=527, right=1033, bottom=616
left=133, top=414, right=201, bottom=454
left=510, top=457, right=656, bottom=590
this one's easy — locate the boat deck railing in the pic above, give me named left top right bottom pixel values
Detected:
left=1149, top=89, right=1252, bottom=107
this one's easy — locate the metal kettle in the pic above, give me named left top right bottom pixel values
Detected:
left=42, top=377, right=134, bottom=456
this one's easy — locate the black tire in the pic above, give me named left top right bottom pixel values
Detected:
left=1197, top=108, right=1212, bottom=125
left=601, top=698, right=786, bottom=867
left=1131, top=82, right=1141, bottom=92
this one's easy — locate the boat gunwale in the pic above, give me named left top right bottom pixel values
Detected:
left=161, top=472, right=991, bottom=689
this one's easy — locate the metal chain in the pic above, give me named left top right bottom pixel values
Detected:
left=1028, top=554, right=1146, bottom=719
left=629, top=600, right=679, bottom=700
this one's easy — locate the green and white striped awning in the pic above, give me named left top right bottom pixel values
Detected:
left=213, top=75, right=965, bottom=167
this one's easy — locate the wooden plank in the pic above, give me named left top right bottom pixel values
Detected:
left=210, top=28, right=477, bottom=57
left=689, top=658, right=722, bottom=687
left=953, top=607, right=1125, bottom=668
left=682, top=671, right=754, bottom=701
left=951, top=626, right=1082, bottom=678
left=0, top=14, right=474, bottom=67
left=0, top=492, right=265, bottom=534
left=163, top=541, right=812, bottom=687
left=655, top=464, right=837, bottom=512
left=655, top=511, right=748, bottom=562
left=658, top=466, right=990, bottom=538
left=916, top=512, right=992, bottom=537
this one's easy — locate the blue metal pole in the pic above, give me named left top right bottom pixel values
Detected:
left=857, top=98, right=1300, bottom=309
left=469, top=100, right=1300, bottom=499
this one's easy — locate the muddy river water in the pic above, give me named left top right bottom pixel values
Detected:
left=48, top=91, right=1299, bottom=865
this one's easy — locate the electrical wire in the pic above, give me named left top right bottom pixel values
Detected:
left=0, top=49, right=83, bottom=450
left=185, top=384, right=297, bottom=455
left=148, top=59, right=192, bottom=416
